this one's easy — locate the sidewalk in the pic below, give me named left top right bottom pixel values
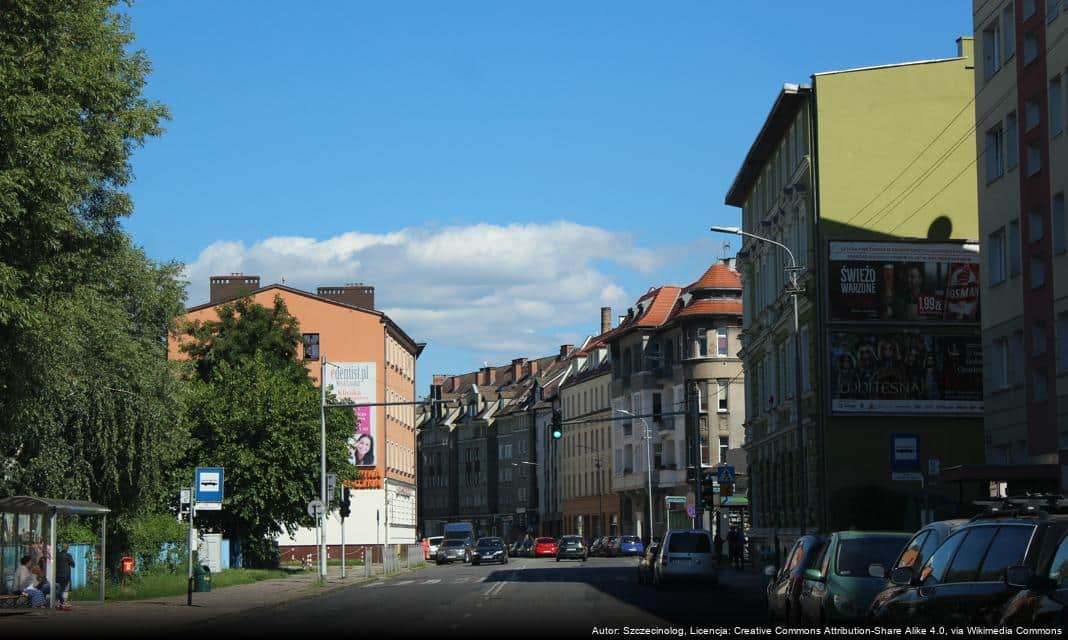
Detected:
left=0, top=561, right=427, bottom=637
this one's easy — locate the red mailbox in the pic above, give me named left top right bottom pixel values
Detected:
left=121, top=556, right=135, bottom=574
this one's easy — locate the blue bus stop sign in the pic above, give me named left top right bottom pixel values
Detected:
left=195, top=467, right=224, bottom=504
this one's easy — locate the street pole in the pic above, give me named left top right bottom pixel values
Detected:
left=691, top=383, right=702, bottom=531
left=341, top=509, right=346, bottom=579
left=597, top=458, right=603, bottom=539
left=613, top=409, right=655, bottom=543
left=187, top=483, right=195, bottom=606
left=711, top=225, right=807, bottom=533
left=320, top=356, right=328, bottom=581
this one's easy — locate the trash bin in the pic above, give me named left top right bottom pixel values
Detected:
left=194, top=564, right=212, bottom=592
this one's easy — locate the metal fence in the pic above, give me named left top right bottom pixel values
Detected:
left=358, top=544, right=425, bottom=578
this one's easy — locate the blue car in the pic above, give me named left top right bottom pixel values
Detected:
left=618, top=535, right=645, bottom=556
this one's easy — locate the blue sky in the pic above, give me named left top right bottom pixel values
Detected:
left=121, top=1, right=972, bottom=390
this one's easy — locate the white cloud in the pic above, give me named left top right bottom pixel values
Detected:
left=183, top=221, right=662, bottom=365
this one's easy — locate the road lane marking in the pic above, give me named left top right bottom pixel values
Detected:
left=421, top=579, right=441, bottom=584
left=396, top=580, right=414, bottom=586
left=361, top=581, right=387, bottom=588
left=481, top=580, right=507, bottom=598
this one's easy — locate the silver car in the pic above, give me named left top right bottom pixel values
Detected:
left=653, top=529, right=718, bottom=587
left=436, top=539, right=470, bottom=564
left=427, top=536, right=444, bottom=558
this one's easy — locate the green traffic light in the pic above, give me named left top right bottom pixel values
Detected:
left=552, top=429, right=562, bottom=439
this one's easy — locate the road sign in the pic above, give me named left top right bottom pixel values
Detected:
left=716, top=466, right=736, bottom=485
left=891, top=434, right=920, bottom=481
left=892, top=472, right=924, bottom=482
left=307, top=499, right=324, bottom=518
left=666, top=495, right=687, bottom=504
left=686, top=503, right=696, bottom=518
left=928, top=458, right=941, bottom=477
left=180, top=489, right=191, bottom=506
left=195, top=467, right=224, bottom=504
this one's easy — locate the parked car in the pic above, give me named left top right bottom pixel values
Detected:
left=766, top=535, right=827, bottom=624
left=534, top=537, right=558, bottom=558
left=867, top=519, right=967, bottom=621
left=618, top=535, right=645, bottom=557
left=471, top=537, right=508, bottom=565
left=556, top=535, right=588, bottom=562
left=603, top=536, right=620, bottom=557
left=653, top=529, right=718, bottom=587
left=798, top=531, right=910, bottom=625
left=436, top=538, right=472, bottom=564
left=998, top=518, right=1068, bottom=628
left=589, top=537, right=607, bottom=556
left=427, top=536, right=444, bottom=559
left=871, top=513, right=1067, bottom=627
left=638, top=541, right=661, bottom=584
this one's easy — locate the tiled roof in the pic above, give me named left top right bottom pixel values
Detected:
left=670, top=298, right=743, bottom=320
left=686, top=263, right=742, bottom=292
left=620, top=286, right=681, bottom=330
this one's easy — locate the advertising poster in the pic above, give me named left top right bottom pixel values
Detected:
left=829, top=332, right=983, bottom=415
left=323, top=362, right=377, bottom=467
left=828, top=241, right=980, bottom=323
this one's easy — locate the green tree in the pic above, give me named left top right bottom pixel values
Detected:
left=0, top=0, right=183, bottom=525
left=180, top=297, right=356, bottom=567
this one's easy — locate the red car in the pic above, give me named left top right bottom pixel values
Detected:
left=533, top=537, right=558, bottom=557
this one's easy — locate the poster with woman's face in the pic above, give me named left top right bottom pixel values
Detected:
left=323, top=363, right=377, bottom=467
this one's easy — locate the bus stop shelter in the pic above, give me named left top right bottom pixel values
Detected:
left=0, top=496, right=110, bottom=608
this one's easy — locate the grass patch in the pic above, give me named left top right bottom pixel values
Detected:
left=70, top=568, right=297, bottom=601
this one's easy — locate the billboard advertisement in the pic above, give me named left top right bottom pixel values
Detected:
left=323, top=362, right=377, bottom=467
left=829, top=332, right=983, bottom=415
left=828, top=241, right=980, bottom=323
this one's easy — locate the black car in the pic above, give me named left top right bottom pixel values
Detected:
left=471, top=537, right=508, bottom=565
left=589, top=537, right=607, bottom=556
left=766, top=535, right=826, bottom=624
left=638, top=541, right=661, bottom=584
left=867, top=519, right=967, bottom=621
left=556, top=535, right=587, bottom=562
left=871, top=513, right=1068, bottom=627
left=998, top=520, right=1068, bottom=627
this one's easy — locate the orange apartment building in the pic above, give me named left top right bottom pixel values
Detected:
left=168, top=275, right=424, bottom=553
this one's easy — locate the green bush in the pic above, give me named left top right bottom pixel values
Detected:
left=121, top=512, right=187, bottom=574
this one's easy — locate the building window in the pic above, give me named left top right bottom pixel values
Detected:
left=1026, top=98, right=1042, bottom=131
left=1012, top=331, right=1026, bottom=386
left=1027, top=143, right=1043, bottom=176
left=302, top=333, right=320, bottom=360
left=1025, top=0, right=1037, bottom=20
left=717, top=380, right=729, bottom=412
left=1054, top=193, right=1066, bottom=253
left=1031, top=255, right=1046, bottom=289
left=983, top=19, right=1003, bottom=78
left=1007, top=112, right=1019, bottom=168
left=1034, top=367, right=1049, bottom=402
left=1049, top=0, right=1061, bottom=21
left=718, top=436, right=729, bottom=464
left=1058, top=313, right=1068, bottom=373
left=1029, top=210, right=1045, bottom=242
left=697, top=329, right=708, bottom=357
left=717, top=328, right=729, bottom=356
left=986, top=124, right=1005, bottom=182
left=1052, top=76, right=1064, bottom=137
left=1009, top=219, right=1021, bottom=277
left=986, top=226, right=1003, bottom=284
left=1004, top=5, right=1017, bottom=57
left=1024, top=32, right=1039, bottom=65
left=652, top=392, right=662, bottom=423
left=1034, top=322, right=1048, bottom=355
left=992, top=337, right=1010, bottom=390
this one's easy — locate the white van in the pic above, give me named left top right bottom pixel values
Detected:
left=654, top=529, right=718, bottom=587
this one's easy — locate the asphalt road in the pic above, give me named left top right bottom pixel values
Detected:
left=208, top=556, right=768, bottom=639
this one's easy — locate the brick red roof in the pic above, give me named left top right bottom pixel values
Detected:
left=632, top=286, right=681, bottom=327
left=686, top=263, right=742, bottom=292
left=670, top=298, right=743, bottom=320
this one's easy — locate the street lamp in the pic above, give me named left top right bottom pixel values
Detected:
left=711, top=225, right=808, bottom=533
left=615, top=409, right=655, bottom=543
left=575, top=444, right=605, bottom=538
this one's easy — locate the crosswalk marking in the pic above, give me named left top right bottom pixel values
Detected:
left=396, top=580, right=415, bottom=586
left=421, top=579, right=441, bottom=584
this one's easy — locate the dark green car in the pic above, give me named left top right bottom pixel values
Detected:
left=556, top=535, right=587, bottom=562
left=798, top=531, right=910, bottom=624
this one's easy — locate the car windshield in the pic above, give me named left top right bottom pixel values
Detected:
left=477, top=539, right=502, bottom=548
left=621, top=536, right=640, bottom=543
left=561, top=536, right=582, bottom=544
left=444, top=540, right=466, bottom=548
left=668, top=533, right=711, bottom=553
left=429, top=537, right=443, bottom=544
left=836, top=537, right=908, bottom=577
left=536, top=537, right=555, bottom=544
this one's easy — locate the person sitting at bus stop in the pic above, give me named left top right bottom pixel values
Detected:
left=15, top=555, right=46, bottom=607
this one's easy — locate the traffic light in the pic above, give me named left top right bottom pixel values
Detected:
left=551, top=409, right=563, bottom=440
left=340, top=487, right=351, bottom=518
left=701, top=470, right=717, bottom=510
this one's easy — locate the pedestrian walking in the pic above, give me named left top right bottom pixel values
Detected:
left=713, top=533, right=725, bottom=565
left=55, top=544, right=75, bottom=610
left=727, top=525, right=743, bottom=569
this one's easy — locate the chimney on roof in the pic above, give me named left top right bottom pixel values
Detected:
left=527, top=359, right=539, bottom=377
left=722, top=256, right=737, bottom=271
left=560, top=344, right=574, bottom=358
left=600, top=307, right=611, bottom=334
left=316, top=283, right=374, bottom=310
left=209, top=274, right=260, bottom=304
left=449, top=376, right=459, bottom=392
left=479, top=366, right=497, bottom=386
left=433, top=374, right=446, bottom=386
left=511, top=358, right=527, bottom=381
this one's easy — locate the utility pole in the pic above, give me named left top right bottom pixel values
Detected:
left=319, top=356, right=328, bottom=581
left=690, top=383, right=703, bottom=530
